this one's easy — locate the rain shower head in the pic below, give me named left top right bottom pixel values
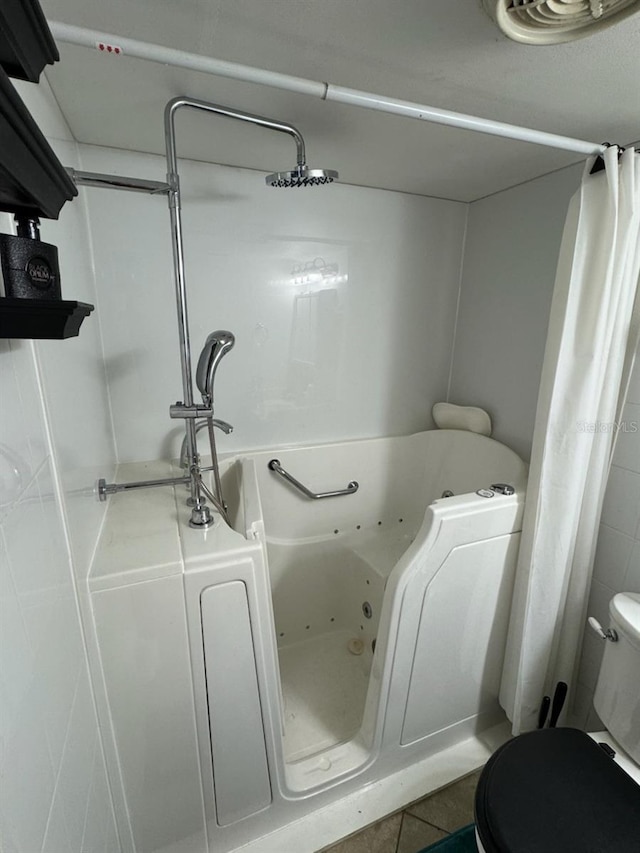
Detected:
left=266, top=165, right=339, bottom=188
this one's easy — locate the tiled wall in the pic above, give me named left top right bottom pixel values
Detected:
left=0, top=80, right=121, bottom=852
left=574, top=355, right=640, bottom=728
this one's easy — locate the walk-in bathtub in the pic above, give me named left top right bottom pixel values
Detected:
left=88, top=429, right=527, bottom=853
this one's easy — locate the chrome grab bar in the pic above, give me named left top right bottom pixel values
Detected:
left=268, top=459, right=359, bottom=500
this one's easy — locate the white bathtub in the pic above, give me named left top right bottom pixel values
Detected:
left=89, top=429, right=527, bottom=853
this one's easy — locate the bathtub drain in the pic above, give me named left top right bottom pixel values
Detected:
left=347, top=638, right=364, bottom=655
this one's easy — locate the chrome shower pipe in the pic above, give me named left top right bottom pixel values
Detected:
left=66, top=168, right=170, bottom=195
left=164, top=97, right=309, bottom=523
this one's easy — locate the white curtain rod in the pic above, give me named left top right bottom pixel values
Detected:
left=49, top=21, right=606, bottom=158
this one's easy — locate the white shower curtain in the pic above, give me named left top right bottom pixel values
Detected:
left=500, top=146, right=640, bottom=734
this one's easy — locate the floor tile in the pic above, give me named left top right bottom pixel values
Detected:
left=396, top=814, right=448, bottom=853
left=405, top=770, right=480, bottom=833
left=321, top=812, right=402, bottom=853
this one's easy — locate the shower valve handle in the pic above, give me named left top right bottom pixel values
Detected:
left=169, top=402, right=214, bottom=419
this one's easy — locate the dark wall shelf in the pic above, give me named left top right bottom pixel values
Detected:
left=0, top=1, right=91, bottom=341
left=0, top=297, right=94, bottom=339
left=0, top=66, right=77, bottom=220
left=0, top=0, right=59, bottom=83
left=0, top=0, right=76, bottom=220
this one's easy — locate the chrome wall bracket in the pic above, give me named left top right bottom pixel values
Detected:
left=97, top=474, right=190, bottom=501
left=268, top=458, right=358, bottom=500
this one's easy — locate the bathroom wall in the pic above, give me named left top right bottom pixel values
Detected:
left=450, top=164, right=583, bottom=462
left=78, top=145, right=468, bottom=463
left=0, top=79, right=120, bottom=852
left=451, top=162, right=640, bottom=729
left=573, top=353, right=640, bottom=728
left=1, top=67, right=632, bottom=853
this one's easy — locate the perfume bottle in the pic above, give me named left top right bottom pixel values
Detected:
left=0, top=216, right=61, bottom=300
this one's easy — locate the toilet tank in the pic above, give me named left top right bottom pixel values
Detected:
left=593, top=592, right=640, bottom=764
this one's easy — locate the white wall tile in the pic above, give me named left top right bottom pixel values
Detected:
left=41, top=789, right=73, bottom=853
left=1, top=469, right=118, bottom=852
left=612, top=403, right=640, bottom=473
left=0, top=528, right=33, bottom=748
left=572, top=681, right=596, bottom=730
left=577, top=346, right=640, bottom=722
left=587, top=578, right=616, bottom=630
left=81, top=740, right=116, bottom=853
left=625, top=356, right=640, bottom=405
left=54, top=669, right=100, bottom=850
left=591, top=524, right=634, bottom=591
left=79, top=145, right=467, bottom=463
left=585, top=705, right=605, bottom=733
left=13, top=76, right=74, bottom=143
left=0, top=690, right=56, bottom=853
left=624, top=542, right=640, bottom=593
left=600, top=465, right=640, bottom=537
left=0, top=83, right=120, bottom=853
left=34, top=137, right=117, bottom=577
left=18, top=465, right=84, bottom=765
left=1, top=518, right=58, bottom=852
left=9, top=338, right=50, bottom=472
left=0, top=336, right=48, bottom=517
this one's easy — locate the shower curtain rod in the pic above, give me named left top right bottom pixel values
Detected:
left=49, top=22, right=606, bottom=157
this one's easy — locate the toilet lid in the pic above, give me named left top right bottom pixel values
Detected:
left=475, top=728, right=640, bottom=853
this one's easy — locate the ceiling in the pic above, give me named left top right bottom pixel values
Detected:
left=40, top=0, right=640, bottom=202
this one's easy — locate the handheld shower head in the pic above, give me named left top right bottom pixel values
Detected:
left=196, top=330, right=235, bottom=400
left=266, top=165, right=338, bottom=188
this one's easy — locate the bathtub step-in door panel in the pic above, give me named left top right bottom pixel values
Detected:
left=401, top=534, right=519, bottom=745
left=201, top=581, right=272, bottom=825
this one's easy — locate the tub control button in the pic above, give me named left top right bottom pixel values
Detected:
left=491, top=483, right=515, bottom=495
left=476, top=489, right=495, bottom=498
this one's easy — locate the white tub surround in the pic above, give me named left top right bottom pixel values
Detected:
left=78, top=144, right=468, bottom=464
left=88, top=430, right=526, bottom=853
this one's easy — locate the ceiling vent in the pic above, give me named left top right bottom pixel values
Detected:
left=482, top=0, right=640, bottom=43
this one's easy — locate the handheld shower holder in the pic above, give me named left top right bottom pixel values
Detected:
left=170, top=402, right=213, bottom=419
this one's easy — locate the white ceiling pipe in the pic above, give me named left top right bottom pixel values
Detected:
left=49, top=22, right=326, bottom=98
left=49, top=21, right=607, bottom=157
left=325, top=85, right=605, bottom=156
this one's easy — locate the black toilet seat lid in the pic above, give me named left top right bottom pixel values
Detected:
left=475, top=728, right=640, bottom=853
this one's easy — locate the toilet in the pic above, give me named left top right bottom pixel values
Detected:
left=474, top=592, right=640, bottom=852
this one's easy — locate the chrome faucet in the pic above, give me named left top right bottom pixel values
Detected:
left=180, top=418, right=233, bottom=469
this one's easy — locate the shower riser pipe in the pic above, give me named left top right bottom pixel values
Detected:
left=49, top=21, right=607, bottom=156
left=163, top=97, right=317, bottom=525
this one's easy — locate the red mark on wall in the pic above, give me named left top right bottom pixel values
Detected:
left=96, top=42, right=122, bottom=55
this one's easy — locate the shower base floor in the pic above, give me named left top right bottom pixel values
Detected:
left=279, top=628, right=373, bottom=763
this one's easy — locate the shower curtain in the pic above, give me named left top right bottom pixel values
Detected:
left=500, top=146, right=640, bottom=734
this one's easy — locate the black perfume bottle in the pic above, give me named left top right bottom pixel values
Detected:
left=0, top=216, right=61, bottom=300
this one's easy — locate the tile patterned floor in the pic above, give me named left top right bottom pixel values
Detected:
left=320, top=770, right=481, bottom=853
